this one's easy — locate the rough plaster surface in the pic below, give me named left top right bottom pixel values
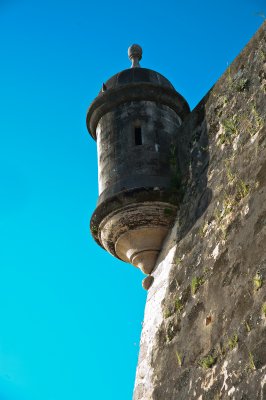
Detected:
left=134, top=22, right=266, bottom=400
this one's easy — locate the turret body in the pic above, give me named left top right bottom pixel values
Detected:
left=87, top=45, right=190, bottom=287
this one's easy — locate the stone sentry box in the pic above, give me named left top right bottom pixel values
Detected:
left=86, top=45, right=190, bottom=288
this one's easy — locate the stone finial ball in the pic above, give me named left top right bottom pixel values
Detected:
left=128, top=44, right=142, bottom=62
left=142, top=275, right=154, bottom=290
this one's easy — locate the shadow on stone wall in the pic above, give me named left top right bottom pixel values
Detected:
left=176, top=92, right=213, bottom=240
left=151, top=92, right=213, bottom=278
left=134, top=21, right=266, bottom=400
left=142, top=21, right=266, bottom=400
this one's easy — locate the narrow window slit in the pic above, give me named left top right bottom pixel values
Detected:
left=135, top=127, right=142, bottom=145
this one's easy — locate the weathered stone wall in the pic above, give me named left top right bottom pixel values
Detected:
left=134, top=22, right=266, bottom=400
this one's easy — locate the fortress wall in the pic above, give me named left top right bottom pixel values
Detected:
left=134, top=22, right=266, bottom=400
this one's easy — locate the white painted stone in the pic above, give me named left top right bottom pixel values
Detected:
left=228, top=386, right=235, bottom=396
left=261, top=371, right=266, bottom=400
left=212, top=244, right=220, bottom=260
left=221, top=360, right=229, bottom=392
left=133, top=245, right=177, bottom=399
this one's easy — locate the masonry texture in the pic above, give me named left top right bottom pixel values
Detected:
left=134, top=22, right=266, bottom=400
left=96, top=100, right=182, bottom=202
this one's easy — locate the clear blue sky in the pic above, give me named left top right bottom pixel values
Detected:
left=0, top=1, right=264, bottom=399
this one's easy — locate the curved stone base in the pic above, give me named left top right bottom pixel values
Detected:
left=115, top=227, right=168, bottom=274
left=97, top=201, right=177, bottom=274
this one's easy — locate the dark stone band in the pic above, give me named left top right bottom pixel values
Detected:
left=87, top=82, right=190, bottom=139
left=90, top=186, right=181, bottom=247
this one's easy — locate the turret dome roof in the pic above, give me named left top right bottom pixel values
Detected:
left=99, top=67, right=174, bottom=95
